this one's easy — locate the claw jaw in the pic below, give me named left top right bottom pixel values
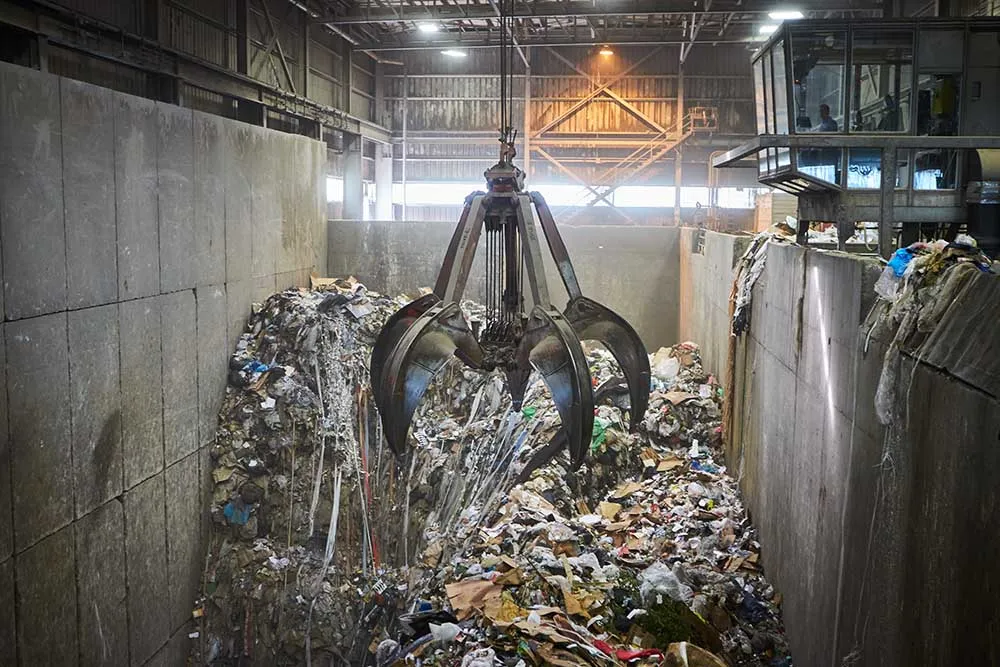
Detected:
left=370, top=173, right=650, bottom=469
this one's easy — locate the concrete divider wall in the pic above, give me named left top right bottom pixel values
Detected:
left=679, top=228, right=1000, bottom=666
left=0, top=63, right=326, bottom=666
left=677, top=229, right=750, bottom=380
left=328, top=221, right=681, bottom=350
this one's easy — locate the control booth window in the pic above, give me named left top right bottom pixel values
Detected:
left=850, top=30, right=913, bottom=133
left=790, top=29, right=846, bottom=185
left=790, top=30, right=846, bottom=133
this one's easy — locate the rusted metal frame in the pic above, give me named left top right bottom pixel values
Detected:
left=531, top=46, right=662, bottom=137
left=260, top=0, right=297, bottom=93
left=249, top=1, right=282, bottom=79
left=533, top=147, right=633, bottom=221
left=534, top=147, right=604, bottom=199
left=546, top=49, right=668, bottom=134
left=583, top=131, right=693, bottom=207
left=250, top=0, right=297, bottom=93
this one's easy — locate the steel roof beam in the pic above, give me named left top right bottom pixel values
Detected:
left=319, top=4, right=827, bottom=23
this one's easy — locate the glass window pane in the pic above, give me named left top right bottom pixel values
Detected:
left=754, top=58, right=767, bottom=134
left=790, top=29, right=846, bottom=132
left=914, top=149, right=959, bottom=190
left=851, top=30, right=913, bottom=132
left=798, top=148, right=842, bottom=185
left=847, top=148, right=881, bottom=189
left=772, top=41, right=790, bottom=134
left=762, top=51, right=773, bottom=134
left=847, top=149, right=909, bottom=189
left=773, top=41, right=791, bottom=168
left=916, top=73, right=960, bottom=136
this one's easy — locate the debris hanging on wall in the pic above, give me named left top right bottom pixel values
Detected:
left=870, top=237, right=994, bottom=425
left=198, top=279, right=791, bottom=666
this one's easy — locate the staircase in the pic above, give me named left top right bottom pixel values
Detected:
left=559, top=107, right=718, bottom=222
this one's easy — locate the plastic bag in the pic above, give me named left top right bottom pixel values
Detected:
left=639, top=561, right=694, bottom=603
left=461, top=648, right=497, bottom=667
left=874, top=265, right=900, bottom=301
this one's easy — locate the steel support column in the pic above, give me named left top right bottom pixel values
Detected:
left=375, top=142, right=393, bottom=220
left=342, top=39, right=353, bottom=114
left=674, top=65, right=684, bottom=226
left=879, top=146, right=897, bottom=259
left=523, top=47, right=531, bottom=177
left=401, top=68, right=408, bottom=221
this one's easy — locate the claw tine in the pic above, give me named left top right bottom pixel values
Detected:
left=523, top=308, right=594, bottom=469
left=381, top=303, right=483, bottom=456
left=564, top=296, right=651, bottom=432
left=370, top=293, right=440, bottom=418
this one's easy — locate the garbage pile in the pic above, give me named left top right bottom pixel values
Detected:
left=871, top=236, right=994, bottom=425
left=197, top=278, right=791, bottom=666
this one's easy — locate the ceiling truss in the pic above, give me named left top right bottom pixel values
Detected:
left=293, top=0, right=882, bottom=51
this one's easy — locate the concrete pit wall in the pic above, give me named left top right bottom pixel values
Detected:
left=0, top=63, right=327, bottom=666
left=328, top=221, right=681, bottom=350
left=679, top=228, right=1000, bottom=667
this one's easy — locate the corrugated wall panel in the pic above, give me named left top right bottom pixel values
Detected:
left=52, top=0, right=138, bottom=32
left=164, top=4, right=232, bottom=68
left=309, top=41, right=341, bottom=79
left=308, top=74, right=338, bottom=108
left=183, top=84, right=232, bottom=117
left=47, top=46, right=150, bottom=98
left=351, top=92, right=372, bottom=121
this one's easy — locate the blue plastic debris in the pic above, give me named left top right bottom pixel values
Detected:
left=243, top=360, right=271, bottom=374
left=691, top=460, right=721, bottom=474
left=887, top=247, right=916, bottom=277
left=223, top=501, right=251, bottom=526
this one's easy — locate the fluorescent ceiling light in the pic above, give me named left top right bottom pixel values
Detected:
left=759, top=24, right=779, bottom=35
left=417, top=23, right=439, bottom=33
left=768, top=9, right=804, bottom=19
left=441, top=49, right=467, bottom=58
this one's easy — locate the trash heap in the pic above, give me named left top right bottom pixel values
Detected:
left=871, top=236, right=994, bottom=425
left=198, top=278, right=791, bottom=667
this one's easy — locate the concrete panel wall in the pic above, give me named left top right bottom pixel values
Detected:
left=0, top=62, right=326, bottom=666
left=328, top=220, right=681, bottom=350
left=679, top=229, right=1000, bottom=667
left=677, top=229, right=750, bottom=379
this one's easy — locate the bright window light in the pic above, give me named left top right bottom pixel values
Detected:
left=326, top=176, right=343, bottom=203
left=768, top=10, right=804, bottom=19
left=615, top=186, right=674, bottom=207
left=391, top=182, right=766, bottom=210
left=759, top=24, right=779, bottom=35
left=441, top=49, right=467, bottom=58
left=418, top=23, right=439, bottom=33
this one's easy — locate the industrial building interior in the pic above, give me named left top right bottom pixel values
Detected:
left=0, top=0, right=998, bottom=665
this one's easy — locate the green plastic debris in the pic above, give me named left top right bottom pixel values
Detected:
left=522, top=406, right=537, bottom=420
left=590, top=416, right=611, bottom=452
